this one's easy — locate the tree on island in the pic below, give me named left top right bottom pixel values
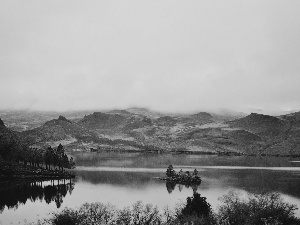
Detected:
left=166, top=165, right=176, bottom=177
left=193, top=169, right=198, bottom=176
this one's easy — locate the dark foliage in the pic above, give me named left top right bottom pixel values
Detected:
left=166, top=165, right=176, bottom=177
left=177, top=193, right=216, bottom=225
left=218, top=191, right=300, bottom=225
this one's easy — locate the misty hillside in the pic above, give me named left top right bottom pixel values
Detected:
left=78, top=112, right=129, bottom=130
left=1, top=108, right=300, bottom=156
left=20, top=116, right=100, bottom=147
left=229, top=113, right=290, bottom=138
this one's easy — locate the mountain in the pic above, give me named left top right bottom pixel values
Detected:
left=78, top=111, right=155, bottom=134
left=227, top=112, right=300, bottom=155
left=261, top=111, right=300, bottom=155
left=280, top=111, right=300, bottom=124
left=20, top=115, right=142, bottom=151
left=229, top=113, right=290, bottom=138
left=0, top=110, right=93, bottom=131
left=21, top=116, right=97, bottom=145
left=3, top=109, right=300, bottom=156
left=189, top=112, right=213, bottom=122
left=78, top=112, right=129, bottom=130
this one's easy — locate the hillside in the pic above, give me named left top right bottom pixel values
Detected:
left=0, top=110, right=93, bottom=131
left=19, top=115, right=141, bottom=152
left=78, top=112, right=129, bottom=130
left=20, top=116, right=101, bottom=148
left=179, top=112, right=214, bottom=125
left=229, top=113, right=290, bottom=138
left=2, top=109, right=300, bottom=156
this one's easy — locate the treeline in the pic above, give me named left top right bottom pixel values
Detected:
left=36, top=191, right=300, bottom=225
left=43, top=144, right=75, bottom=171
left=0, top=132, right=75, bottom=172
left=18, top=144, right=75, bottom=172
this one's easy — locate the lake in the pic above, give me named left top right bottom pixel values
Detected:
left=1, top=152, right=300, bottom=224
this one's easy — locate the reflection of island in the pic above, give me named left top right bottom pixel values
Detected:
left=166, top=181, right=201, bottom=194
left=0, top=179, right=74, bottom=213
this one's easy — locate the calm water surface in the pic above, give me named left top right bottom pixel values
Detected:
left=1, top=153, right=300, bottom=224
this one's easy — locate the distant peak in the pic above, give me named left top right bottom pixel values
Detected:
left=193, top=112, right=212, bottom=116
left=249, top=112, right=260, bottom=116
left=58, top=115, right=69, bottom=121
left=233, top=112, right=282, bottom=124
left=191, top=112, right=213, bottom=119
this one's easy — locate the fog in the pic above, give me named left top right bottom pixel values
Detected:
left=1, top=0, right=300, bottom=114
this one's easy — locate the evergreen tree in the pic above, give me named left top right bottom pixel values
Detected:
left=166, top=165, right=176, bottom=177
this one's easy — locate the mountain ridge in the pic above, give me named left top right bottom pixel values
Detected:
left=1, top=108, right=300, bottom=156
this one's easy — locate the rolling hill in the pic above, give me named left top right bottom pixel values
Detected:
left=2, top=109, right=300, bottom=156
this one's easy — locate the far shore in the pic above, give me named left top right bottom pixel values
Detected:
left=73, top=147, right=300, bottom=158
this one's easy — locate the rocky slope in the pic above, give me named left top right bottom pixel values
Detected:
left=2, top=109, right=300, bottom=156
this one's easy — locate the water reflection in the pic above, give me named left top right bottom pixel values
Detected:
left=71, top=152, right=300, bottom=168
left=1, top=152, right=300, bottom=224
left=0, top=179, right=74, bottom=213
left=166, top=181, right=201, bottom=194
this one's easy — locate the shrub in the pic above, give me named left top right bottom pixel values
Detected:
left=176, top=193, right=217, bottom=225
left=37, top=191, right=300, bottom=225
left=46, top=208, right=81, bottom=225
left=217, top=191, right=300, bottom=225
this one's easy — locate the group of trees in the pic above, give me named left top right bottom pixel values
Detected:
left=0, top=131, right=22, bottom=162
left=21, top=144, right=75, bottom=172
left=43, top=144, right=75, bottom=172
left=0, top=134, right=75, bottom=172
left=166, top=165, right=200, bottom=182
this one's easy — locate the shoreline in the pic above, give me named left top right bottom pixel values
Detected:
left=0, top=162, right=75, bottom=183
left=73, top=148, right=300, bottom=158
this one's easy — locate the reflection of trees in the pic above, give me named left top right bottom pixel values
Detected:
left=166, top=181, right=176, bottom=194
left=0, top=179, right=74, bottom=212
left=165, top=181, right=201, bottom=194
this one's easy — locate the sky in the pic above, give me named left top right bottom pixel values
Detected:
left=0, top=0, right=300, bottom=114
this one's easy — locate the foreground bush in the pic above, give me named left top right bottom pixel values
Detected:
left=217, top=191, right=300, bottom=225
left=40, top=202, right=165, bottom=225
left=37, top=191, right=300, bottom=225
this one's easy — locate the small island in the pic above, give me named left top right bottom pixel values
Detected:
left=160, top=165, right=202, bottom=184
